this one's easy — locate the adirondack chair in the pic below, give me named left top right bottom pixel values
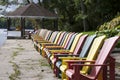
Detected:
left=46, top=33, right=83, bottom=61
left=33, top=30, right=53, bottom=49
left=31, top=29, right=41, bottom=40
left=35, top=30, right=53, bottom=41
left=58, top=35, right=106, bottom=79
left=64, top=36, right=119, bottom=80
left=41, top=32, right=67, bottom=57
left=44, top=32, right=75, bottom=58
left=59, top=32, right=69, bottom=46
left=33, top=30, right=53, bottom=50
left=53, top=35, right=96, bottom=77
left=31, top=29, right=48, bottom=41
left=37, top=31, right=61, bottom=56
left=44, top=33, right=78, bottom=58
left=35, top=31, right=59, bottom=53
left=35, top=31, right=60, bottom=46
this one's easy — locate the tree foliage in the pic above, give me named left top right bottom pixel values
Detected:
left=1, top=0, right=120, bottom=32
left=39, top=0, right=120, bottom=32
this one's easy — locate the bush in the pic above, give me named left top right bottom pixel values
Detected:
left=98, top=16, right=120, bottom=31
left=97, top=16, right=120, bottom=38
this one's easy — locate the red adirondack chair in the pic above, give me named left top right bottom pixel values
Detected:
left=65, top=36, right=120, bottom=80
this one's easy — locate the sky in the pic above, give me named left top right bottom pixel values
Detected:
left=5, top=4, right=20, bottom=12
left=0, top=0, right=43, bottom=15
left=9, top=0, right=42, bottom=3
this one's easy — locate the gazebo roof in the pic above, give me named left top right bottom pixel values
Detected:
left=6, top=3, right=58, bottom=19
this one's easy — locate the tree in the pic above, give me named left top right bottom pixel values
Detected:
left=26, top=0, right=30, bottom=3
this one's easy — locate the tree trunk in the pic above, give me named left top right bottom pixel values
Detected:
left=80, top=0, right=89, bottom=31
left=38, top=0, right=42, bottom=5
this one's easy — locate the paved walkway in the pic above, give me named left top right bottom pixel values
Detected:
left=0, top=39, right=60, bottom=80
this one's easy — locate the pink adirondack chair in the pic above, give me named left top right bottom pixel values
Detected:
left=65, top=36, right=120, bottom=80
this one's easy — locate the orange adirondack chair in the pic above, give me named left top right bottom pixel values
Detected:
left=65, top=36, right=120, bottom=80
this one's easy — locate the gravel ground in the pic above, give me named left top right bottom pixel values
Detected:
left=0, top=39, right=60, bottom=80
left=0, top=39, right=119, bottom=80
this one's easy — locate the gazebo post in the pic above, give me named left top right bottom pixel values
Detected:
left=7, top=17, right=11, bottom=30
left=21, top=17, right=25, bottom=38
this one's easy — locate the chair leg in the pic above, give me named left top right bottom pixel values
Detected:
left=54, top=64, right=59, bottom=77
left=109, top=56, right=115, bottom=80
left=98, top=70, right=103, bottom=80
left=103, top=66, right=107, bottom=80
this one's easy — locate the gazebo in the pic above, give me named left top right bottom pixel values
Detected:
left=5, top=2, right=58, bottom=38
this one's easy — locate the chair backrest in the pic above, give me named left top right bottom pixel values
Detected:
left=62, top=32, right=74, bottom=48
left=81, top=35, right=106, bottom=74
left=54, top=32, right=62, bottom=44
left=46, top=31, right=53, bottom=41
left=79, top=35, right=96, bottom=57
left=73, top=34, right=88, bottom=55
left=44, top=30, right=52, bottom=40
left=90, top=36, right=120, bottom=79
left=57, top=32, right=66, bottom=45
left=36, top=29, right=41, bottom=35
left=69, top=33, right=83, bottom=52
left=49, top=31, right=59, bottom=42
left=38, top=29, right=44, bottom=36
left=65, top=33, right=78, bottom=50
left=59, top=32, right=68, bottom=46
left=39, top=29, right=48, bottom=38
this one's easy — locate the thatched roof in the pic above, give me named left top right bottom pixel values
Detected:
left=6, top=3, right=58, bottom=19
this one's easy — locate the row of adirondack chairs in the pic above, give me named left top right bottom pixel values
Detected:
left=31, top=29, right=120, bottom=80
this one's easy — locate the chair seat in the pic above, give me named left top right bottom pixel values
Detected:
left=56, top=61, right=62, bottom=68
left=50, top=55, right=54, bottom=60
left=66, top=69, right=74, bottom=78
left=47, top=53, right=51, bottom=58
left=60, top=65, right=67, bottom=72
left=51, top=58, right=56, bottom=64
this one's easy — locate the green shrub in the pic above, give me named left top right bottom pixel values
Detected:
left=97, top=16, right=120, bottom=38
left=99, top=16, right=120, bottom=31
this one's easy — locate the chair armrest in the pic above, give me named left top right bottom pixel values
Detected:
left=46, top=46, right=64, bottom=49
left=64, top=60, right=95, bottom=63
left=49, top=50, right=70, bottom=53
left=41, top=43, right=58, bottom=49
left=59, top=57, right=87, bottom=60
left=54, top=54, right=79, bottom=57
left=67, top=63, right=107, bottom=76
left=65, top=60, right=95, bottom=71
left=71, top=63, right=107, bottom=66
left=40, top=43, right=54, bottom=45
left=37, top=40, right=49, bottom=43
left=34, top=40, right=49, bottom=44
